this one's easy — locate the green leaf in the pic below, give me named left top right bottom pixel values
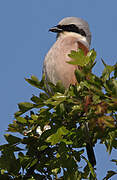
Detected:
left=4, top=134, right=21, bottom=144
left=114, top=63, right=117, bottom=78
left=31, top=114, right=38, bottom=121
left=25, top=75, right=44, bottom=90
left=31, top=95, right=41, bottom=103
left=68, top=49, right=90, bottom=66
left=104, top=131, right=115, bottom=154
left=52, top=93, right=66, bottom=101
left=82, top=156, right=96, bottom=178
left=63, top=169, right=82, bottom=180
left=74, top=69, right=85, bottom=83
left=18, top=153, right=38, bottom=171
left=73, top=149, right=84, bottom=162
left=30, top=158, right=38, bottom=168
left=112, top=79, right=117, bottom=96
left=56, top=81, right=65, bottom=93
left=87, top=49, right=97, bottom=62
left=101, top=59, right=114, bottom=81
left=103, top=170, right=117, bottom=180
left=31, top=75, right=39, bottom=81
left=105, top=79, right=117, bottom=96
left=38, top=145, right=48, bottom=151
left=0, top=144, right=23, bottom=152
left=45, top=93, right=66, bottom=106
left=7, top=120, right=24, bottom=133
left=15, top=102, right=36, bottom=117
left=52, top=168, right=60, bottom=175
left=67, top=49, right=96, bottom=68
left=46, top=126, right=69, bottom=145
left=16, top=116, right=27, bottom=124
left=14, top=111, right=23, bottom=117
left=0, top=150, right=20, bottom=175
left=18, top=102, right=34, bottom=112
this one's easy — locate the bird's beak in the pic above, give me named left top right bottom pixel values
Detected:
left=49, top=25, right=63, bottom=33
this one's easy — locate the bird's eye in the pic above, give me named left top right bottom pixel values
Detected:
left=70, top=24, right=75, bottom=28
left=79, top=29, right=86, bottom=37
left=57, top=25, right=62, bottom=29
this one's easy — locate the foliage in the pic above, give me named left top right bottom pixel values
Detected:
left=0, top=49, right=117, bottom=179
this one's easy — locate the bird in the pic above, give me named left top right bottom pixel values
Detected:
left=43, top=17, right=96, bottom=167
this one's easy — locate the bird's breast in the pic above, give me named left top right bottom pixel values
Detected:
left=43, top=36, right=88, bottom=88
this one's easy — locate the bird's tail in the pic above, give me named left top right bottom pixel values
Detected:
left=84, top=122, right=96, bottom=167
left=86, top=142, right=96, bottom=167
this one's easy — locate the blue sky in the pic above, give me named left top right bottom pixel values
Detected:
left=0, top=0, right=117, bottom=179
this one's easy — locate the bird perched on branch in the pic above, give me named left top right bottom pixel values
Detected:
left=43, top=17, right=96, bottom=167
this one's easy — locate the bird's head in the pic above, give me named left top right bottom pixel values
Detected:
left=49, top=17, right=91, bottom=48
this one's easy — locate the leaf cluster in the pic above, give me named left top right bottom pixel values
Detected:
left=0, top=49, right=117, bottom=179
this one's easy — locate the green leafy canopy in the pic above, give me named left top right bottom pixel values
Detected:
left=0, top=49, right=117, bottom=180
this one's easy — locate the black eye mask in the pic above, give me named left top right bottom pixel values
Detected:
left=57, top=24, right=86, bottom=37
